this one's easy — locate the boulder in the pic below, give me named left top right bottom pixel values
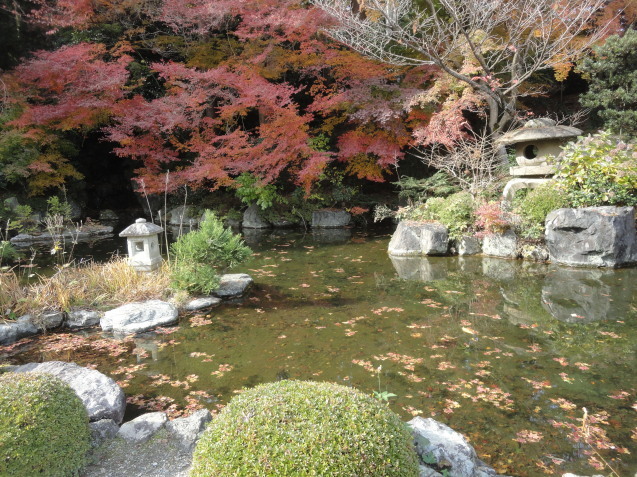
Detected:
left=99, top=209, right=119, bottom=222
left=410, top=417, right=498, bottom=477
left=311, top=209, right=351, bottom=228
left=165, top=409, right=212, bottom=451
left=169, top=205, right=199, bottom=227
left=520, top=243, right=549, bottom=262
left=0, top=315, right=39, bottom=345
left=482, top=230, right=518, bottom=258
left=11, top=361, right=126, bottom=423
left=68, top=199, right=83, bottom=221
left=213, top=273, right=253, bottom=299
left=545, top=206, right=637, bottom=268
left=38, top=311, right=64, bottom=330
left=3, top=196, right=19, bottom=212
left=183, top=297, right=221, bottom=312
left=66, top=309, right=101, bottom=328
left=90, top=419, right=120, bottom=448
left=243, top=204, right=271, bottom=229
left=118, top=412, right=168, bottom=444
left=101, top=300, right=178, bottom=335
left=388, top=221, right=449, bottom=256
left=457, top=236, right=482, bottom=256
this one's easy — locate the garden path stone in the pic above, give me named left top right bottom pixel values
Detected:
left=213, top=273, right=253, bottom=298
left=11, top=361, right=126, bottom=423
left=183, top=297, right=221, bottom=312
left=67, top=310, right=101, bottom=328
left=118, top=412, right=168, bottom=444
left=388, top=221, right=449, bottom=256
left=311, top=209, right=351, bottom=228
left=0, top=316, right=38, bottom=345
left=545, top=206, right=637, bottom=267
left=101, top=300, right=178, bottom=335
left=165, top=409, right=212, bottom=451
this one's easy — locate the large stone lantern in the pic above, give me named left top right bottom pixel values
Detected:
left=119, top=218, right=164, bottom=272
left=499, top=118, right=581, bottom=201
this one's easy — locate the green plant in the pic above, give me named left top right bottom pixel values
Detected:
left=513, top=183, right=569, bottom=239
left=45, top=195, right=72, bottom=221
left=191, top=380, right=419, bottom=476
left=235, top=173, right=283, bottom=210
left=394, top=171, right=459, bottom=202
left=555, top=131, right=637, bottom=207
left=373, top=365, right=397, bottom=402
left=9, top=204, right=38, bottom=234
left=170, top=210, right=252, bottom=294
left=579, top=30, right=637, bottom=138
left=0, top=372, right=90, bottom=476
left=0, top=240, right=18, bottom=265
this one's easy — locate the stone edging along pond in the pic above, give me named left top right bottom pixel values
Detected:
left=388, top=206, right=637, bottom=269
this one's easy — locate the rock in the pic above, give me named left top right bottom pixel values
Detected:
left=457, top=236, right=482, bottom=256
left=169, top=205, right=199, bottom=227
left=38, top=311, right=64, bottom=330
left=10, top=224, right=114, bottom=247
left=11, top=361, right=126, bottom=423
left=482, top=230, right=518, bottom=258
left=410, top=417, right=497, bottom=477
left=311, top=209, right=351, bottom=228
left=419, top=466, right=444, bottom=477
left=213, top=273, right=253, bottom=299
left=118, top=412, right=168, bottom=444
left=3, top=197, right=19, bottom=212
left=90, top=419, right=119, bottom=448
left=68, top=199, right=83, bottom=221
left=101, top=300, right=179, bottom=335
left=99, top=209, right=119, bottom=221
left=242, top=204, right=271, bottom=229
left=388, top=221, right=449, bottom=256
left=270, top=215, right=298, bottom=228
left=165, top=409, right=212, bottom=451
left=545, top=206, right=637, bottom=268
left=66, top=309, right=101, bottom=328
left=0, top=315, right=39, bottom=345
left=183, top=297, right=221, bottom=312
left=520, top=243, right=549, bottom=262
left=562, top=474, right=604, bottom=477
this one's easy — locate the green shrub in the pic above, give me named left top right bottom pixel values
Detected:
left=513, top=184, right=569, bottom=239
left=0, top=372, right=90, bottom=476
left=235, top=173, right=283, bottom=210
left=0, top=240, right=18, bottom=264
left=191, top=380, right=419, bottom=477
left=170, top=210, right=252, bottom=294
left=555, top=131, right=637, bottom=207
left=397, top=192, right=475, bottom=239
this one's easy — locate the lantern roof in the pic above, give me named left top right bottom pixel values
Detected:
left=497, top=119, right=582, bottom=145
left=119, top=218, right=164, bottom=237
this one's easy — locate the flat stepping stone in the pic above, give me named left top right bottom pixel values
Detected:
left=213, top=274, right=253, bottom=298
left=101, top=300, right=178, bottom=335
left=183, top=297, right=221, bottom=312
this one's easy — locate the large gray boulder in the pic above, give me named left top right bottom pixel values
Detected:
left=166, top=409, right=212, bottom=451
left=457, top=236, right=482, bottom=256
left=101, top=300, right=178, bottom=335
left=311, top=209, right=351, bottom=228
left=545, top=206, right=637, bottom=268
left=482, top=230, right=518, bottom=258
left=213, top=273, right=253, bottom=299
left=169, top=205, right=199, bottom=227
left=388, top=221, right=449, bottom=256
left=11, top=361, right=126, bottom=423
left=66, top=309, right=101, bottom=328
left=118, top=412, right=168, bottom=443
left=0, top=315, right=38, bottom=345
left=243, top=204, right=271, bottom=229
left=410, top=417, right=497, bottom=477
left=90, top=419, right=120, bottom=448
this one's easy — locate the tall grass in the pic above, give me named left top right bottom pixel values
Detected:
left=0, top=258, right=171, bottom=319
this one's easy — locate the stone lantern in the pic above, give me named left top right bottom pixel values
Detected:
left=119, top=218, right=164, bottom=272
left=499, top=118, right=581, bottom=202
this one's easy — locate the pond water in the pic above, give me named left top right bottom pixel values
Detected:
left=2, top=229, right=636, bottom=476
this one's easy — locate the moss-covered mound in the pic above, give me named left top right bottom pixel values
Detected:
left=0, top=372, right=91, bottom=476
left=191, top=380, right=419, bottom=476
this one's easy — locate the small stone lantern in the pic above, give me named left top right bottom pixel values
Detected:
left=498, top=118, right=581, bottom=201
left=119, top=218, right=164, bottom=272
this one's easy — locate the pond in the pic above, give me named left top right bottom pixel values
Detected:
left=2, top=228, right=636, bottom=476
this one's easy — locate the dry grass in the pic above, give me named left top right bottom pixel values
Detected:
left=0, top=258, right=172, bottom=319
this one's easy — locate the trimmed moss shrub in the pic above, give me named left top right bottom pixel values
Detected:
left=170, top=210, right=252, bottom=294
left=191, top=380, right=419, bottom=477
left=0, top=372, right=91, bottom=476
left=513, top=183, right=569, bottom=239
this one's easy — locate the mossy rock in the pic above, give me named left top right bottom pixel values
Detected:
left=191, top=380, right=419, bottom=476
left=0, top=372, right=91, bottom=476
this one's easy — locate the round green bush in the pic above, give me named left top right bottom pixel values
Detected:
left=191, top=380, right=419, bottom=477
left=0, top=372, right=91, bottom=476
